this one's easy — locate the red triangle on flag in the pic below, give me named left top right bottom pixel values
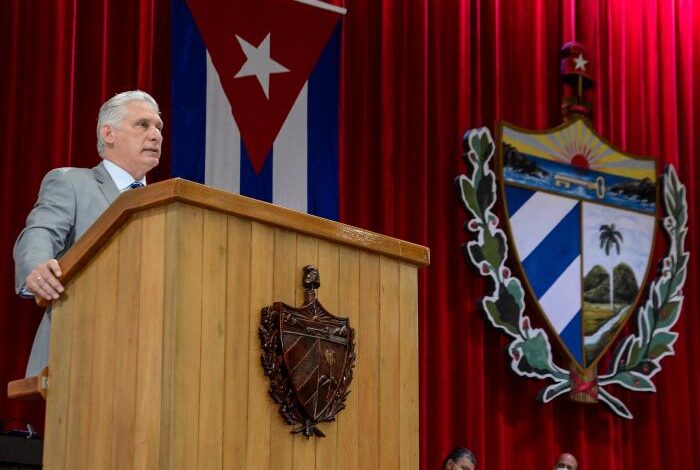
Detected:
left=186, top=0, right=343, bottom=174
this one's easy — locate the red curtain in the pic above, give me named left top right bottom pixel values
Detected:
left=2, top=1, right=699, bottom=469
left=340, top=1, right=700, bottom=469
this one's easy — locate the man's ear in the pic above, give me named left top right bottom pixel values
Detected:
left=101, top=125, right=115, bottom=146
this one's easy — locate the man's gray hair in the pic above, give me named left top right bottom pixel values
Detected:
left=96, top=90, right=159, bottom=155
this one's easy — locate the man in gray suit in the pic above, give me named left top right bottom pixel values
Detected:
left=14, top=90, right=163, bottom=376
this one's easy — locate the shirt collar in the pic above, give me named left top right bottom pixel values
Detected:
left=102, top=159, right=147, bottom=192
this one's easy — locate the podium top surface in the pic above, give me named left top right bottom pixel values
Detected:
left=57, top=178, right=430, bottom=288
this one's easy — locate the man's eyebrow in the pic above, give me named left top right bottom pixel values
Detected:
left=136, top=117, right=163, bottom=126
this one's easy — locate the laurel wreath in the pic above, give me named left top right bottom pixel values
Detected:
left=456, top=127, right=689, bottom=419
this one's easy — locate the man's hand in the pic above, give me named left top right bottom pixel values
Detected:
left=26, top=259, right=64, bottom=301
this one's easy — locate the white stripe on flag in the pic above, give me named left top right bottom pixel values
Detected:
left=205, top=52, right=241, bottom=193
left=538, top=256, right=581, bottom=333
left=292, top=0, right=347, bottom=14
left=273, top=83, right=308, bottom=212
left=509, top=192, right=578, bottom=260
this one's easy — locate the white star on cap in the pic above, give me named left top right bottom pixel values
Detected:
left=234, top=33, right=289, bottom=99
left=573, top=53, right=588, bottom=71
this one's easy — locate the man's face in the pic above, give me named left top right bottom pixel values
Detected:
left=554, top=453, right=578, bottom=470
left=102, top=100, right=163, bottom=179
left=447, top=456, right=475, bottom=470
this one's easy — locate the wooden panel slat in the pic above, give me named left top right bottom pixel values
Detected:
left=168, top=204, right=204, bottom=470
left=316, top=240, right=340, bottom=470
left=159, top=205, right=179, bottom=470
left=336, top=246, right=360, bottom=470
left=378, top=256, right=400, bottom=469
left=269, top=228, right=297, bottom=470
left=110, top=218, right=143, bottom=468
left=246, top=222, right=274, bottom=470
left=399, top=262, right=419, bottom=469
left=43, top=296, right=73, bottom=469
left=357, top=252, right=380, bottom=469
left=222, top=217, right=252, bottom=468
left=62, top=260, right=97, bottom=469
left=198, top=210, right=228, bottom=470
left=292, top=235, right=318, bottom=470
left=133, top=208, right=167, bottom=470
left=84, top=239, right=120, bottom=469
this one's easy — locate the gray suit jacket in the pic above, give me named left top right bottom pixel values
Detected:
left=14, top=162, right=119, bottom=375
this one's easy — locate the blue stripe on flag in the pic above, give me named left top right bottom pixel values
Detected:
left=505, top=184, right=535, bottom=217
left=240, top=144, right=273, bottom=202
left=523, top=203, right=580, bottom=298
left=560, top=311, right=583, bottom=364
left=171, top=0, right=206, bottom=183
left=307, top=24, right=341, bottom=221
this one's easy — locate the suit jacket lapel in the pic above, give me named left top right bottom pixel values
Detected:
left=93, top=162, right=120, bottom=204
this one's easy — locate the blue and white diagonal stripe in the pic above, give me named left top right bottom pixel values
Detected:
left=506, top=186, right=583, bottom=364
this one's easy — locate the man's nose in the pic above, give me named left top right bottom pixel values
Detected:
left=148, top=127, right=163, bottom=141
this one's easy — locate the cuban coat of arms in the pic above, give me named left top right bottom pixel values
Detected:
left=259, top=265, right=356, bottom=436
left=457, top=43, right=689, bottom=419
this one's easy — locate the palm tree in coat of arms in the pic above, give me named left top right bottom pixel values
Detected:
left=599, top=223, right=623, bottom=311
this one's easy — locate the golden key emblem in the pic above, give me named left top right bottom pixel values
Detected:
left=553, top=173, right=606, bottom=199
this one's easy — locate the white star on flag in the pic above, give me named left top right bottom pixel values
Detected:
left=574, top=53, right=588, bottom=71
left=234, top=33, right=289, bottom=99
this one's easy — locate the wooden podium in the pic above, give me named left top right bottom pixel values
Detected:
left=10, top=179, right=429, bottom=470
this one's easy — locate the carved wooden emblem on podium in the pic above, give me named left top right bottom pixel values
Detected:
left=259, top=265, right=356, bottom=437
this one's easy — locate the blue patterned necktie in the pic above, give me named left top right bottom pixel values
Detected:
left=129, top=181, right=144, bottom=189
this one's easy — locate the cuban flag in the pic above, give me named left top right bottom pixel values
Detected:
left=171, top=0, right=345, bottom=220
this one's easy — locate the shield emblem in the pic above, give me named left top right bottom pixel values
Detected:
left=499, top=119, right=658, bottom=369
left=259, top=265, right=355, bottom=437
left=280, top=307, right=352, bottom=423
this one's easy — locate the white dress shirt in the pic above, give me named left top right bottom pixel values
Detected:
left=103, top=159, right=146, bottom=191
